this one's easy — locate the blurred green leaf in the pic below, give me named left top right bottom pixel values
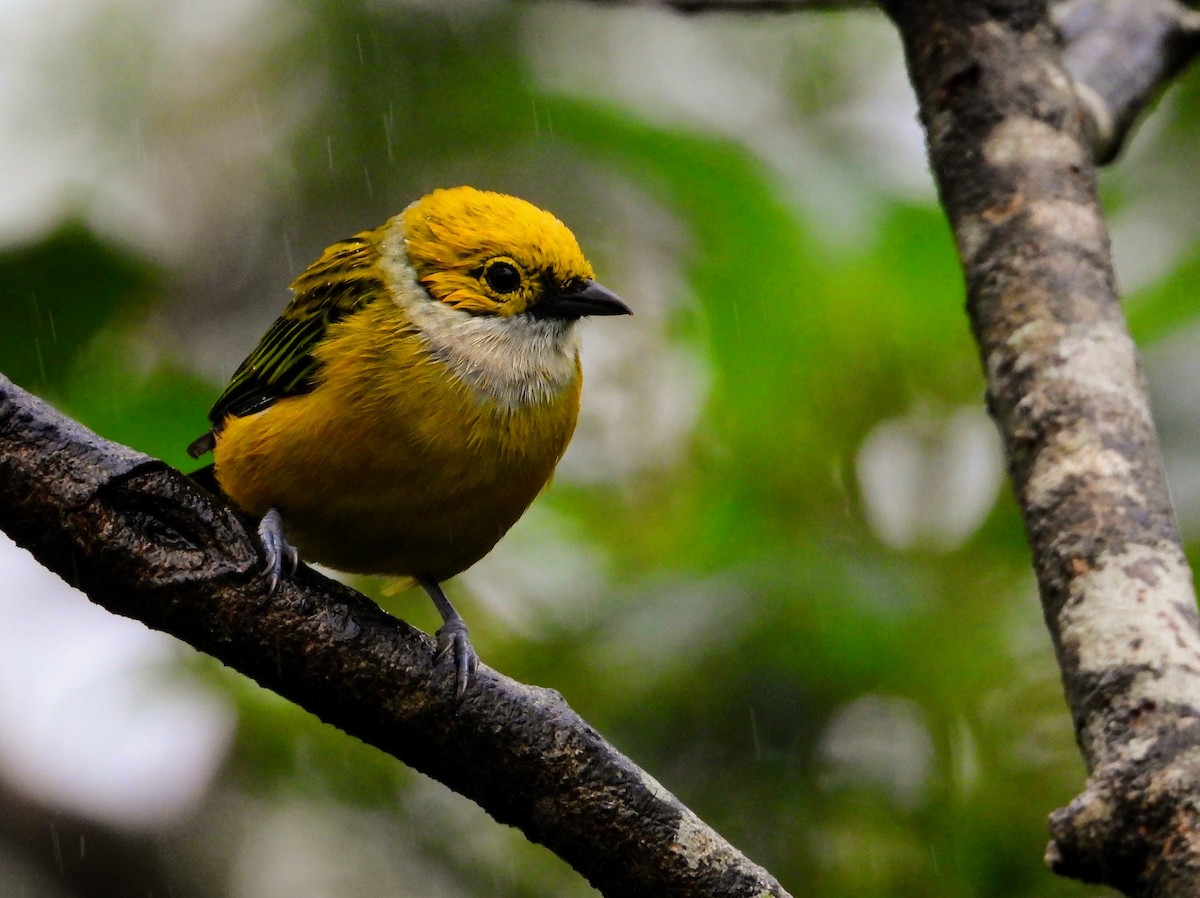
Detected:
left=0, top=223, right=155, bottom=394
left=1128, top=247, right=1200, bottom=345
left=54, top=328, right=217, bottom=469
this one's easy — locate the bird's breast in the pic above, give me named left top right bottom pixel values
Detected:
left=214, top=300, right=583, bottom=580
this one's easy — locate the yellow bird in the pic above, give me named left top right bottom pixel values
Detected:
left=188, top=186, right=630, bottom=695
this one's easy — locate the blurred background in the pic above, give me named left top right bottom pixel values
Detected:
left=2, top=1, right=1198, bottom=895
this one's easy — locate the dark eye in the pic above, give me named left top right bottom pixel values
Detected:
left=483, top=260, right=522, bottom=294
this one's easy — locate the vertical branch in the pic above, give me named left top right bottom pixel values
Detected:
left=883, top=0, right=1200, bottom=894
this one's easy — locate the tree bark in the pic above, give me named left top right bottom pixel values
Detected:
left=663, top=0, right=1200, bottom=163
left=881, top=0, right=1200, bottom=894
left=1053, top=0, right=1200, bottom=162
left=5, top=2, right=1200, bottom=895
left=0, top=375, right=790, bottom=898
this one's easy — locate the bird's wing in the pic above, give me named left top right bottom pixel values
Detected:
left=188, top=234, right=385, bottom=458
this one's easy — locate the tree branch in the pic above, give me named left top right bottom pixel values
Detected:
left=1053, top=0, right=1200, bottom=163
left=630, top=0, right=1200, bottom=164
left=0, top=374, right=790, bottom=898
left=881, top=0, right=1200, bottom=894
left=619, top=0, right=876, bottom=12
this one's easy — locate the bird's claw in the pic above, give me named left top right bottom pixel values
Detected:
left=258, top=508, right=299, bottom=594
left=434, top=618, right=478, bottom=699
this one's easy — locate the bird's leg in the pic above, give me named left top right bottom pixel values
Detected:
left=258, top=507, right=299, bottom=594
left=417, top=575, right=478, bottom=698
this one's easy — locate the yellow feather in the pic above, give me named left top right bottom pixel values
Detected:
left=208, top=188, right=605, bottom=581
left=401, top=187, right=596, bottom=317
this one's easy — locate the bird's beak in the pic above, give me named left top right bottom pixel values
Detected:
left=532, top=280, right=632, bottom=320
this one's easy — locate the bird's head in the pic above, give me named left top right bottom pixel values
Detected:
left=399, top=186, right=630, bottom=321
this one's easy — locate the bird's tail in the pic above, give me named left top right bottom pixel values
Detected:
left=188, top=463, right=221, bottom=496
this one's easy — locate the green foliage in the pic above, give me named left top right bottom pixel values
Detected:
left=1128, top=246, right=1200, bottom=345
left=59, top=332, right=217, bottom=470
left=0, top=223, right=156, bottom=394
left=10, top=3, right=1199, bottom=896
left=216, top=662, right=411, bottom=805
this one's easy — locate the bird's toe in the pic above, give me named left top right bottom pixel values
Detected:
left=435, top=619, right=478, bottom=699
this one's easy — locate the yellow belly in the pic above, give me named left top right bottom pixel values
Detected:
left=212, top=318, right=581, bottom=581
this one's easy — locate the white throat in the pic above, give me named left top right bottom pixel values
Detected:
left=377, top=228, right=581, bottom=409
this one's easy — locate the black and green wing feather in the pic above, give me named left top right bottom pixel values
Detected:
left=187, top=234, right=384, bottom=459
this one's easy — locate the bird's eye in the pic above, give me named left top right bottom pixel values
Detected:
left=482, top=260, right=522, bottom=294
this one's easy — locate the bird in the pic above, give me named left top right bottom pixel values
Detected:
left=187, top=186, right=631, bottom=696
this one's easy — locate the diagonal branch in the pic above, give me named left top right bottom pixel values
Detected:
left=1054, top=0, right=1200, bottom=163
left=641, top=0, right=1200, bottom=164
left=882, top=0, right=1200, bottom=895
left=0, top=374, right=789, bottom=898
